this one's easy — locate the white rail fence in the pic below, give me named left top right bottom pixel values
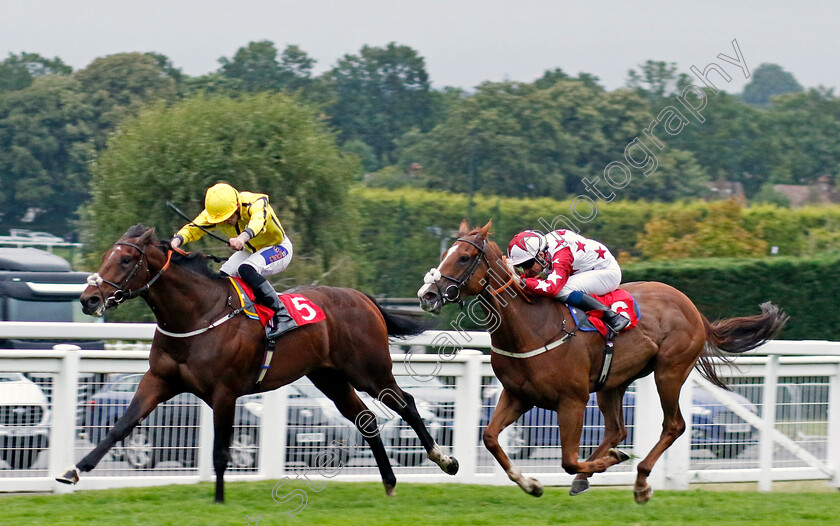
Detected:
left=0, top=323, right=838, bottom=495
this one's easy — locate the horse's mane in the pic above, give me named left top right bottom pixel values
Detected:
left=121, top=224, right=223, bottom=280
left=170, top=249, right=225, bottom=280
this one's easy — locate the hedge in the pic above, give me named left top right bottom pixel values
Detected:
left=354, top=188, right=840, bottom=338
left=622, top=254, right=840, bottom=340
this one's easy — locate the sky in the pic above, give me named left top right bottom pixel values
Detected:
left=1, top=1, right=836, bottom=93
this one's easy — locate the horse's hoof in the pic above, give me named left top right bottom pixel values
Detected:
left=609, top=448, right=631, bottom=464
left=569, top=479, right=590, bottom=496
left=526, top=479, right=543, bottom=498
left=445, top=457, right=459, bottom=475
left=385, top=484, right=397, bottom=497
left=55, top=466, right=80, bottom=485
left=634, top=484, right=653, bottom=504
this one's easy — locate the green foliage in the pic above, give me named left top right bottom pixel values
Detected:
left=619, top=148, right=711, bottom=201
left=341, top=139, right=380, bottom=174
left=84, top=93, right=359, bottom=299
left=742, top=63, right=804, bottom=107
left=0, top=75, right=94, bottom=229
left=2, top=480, right=839, bottom=526
left=326, top=42, right=436, bottom=163
left=75, top=53, right=178, bottom=147
left=636, top=200, right=768, bottom=259
left=624, top=253, right=840, bottom=339
left=217, top=40, right=320, bottom=96
left=626, top=60, right=692, bottom=103
left=752, top=183, right=791, bottom=207
left=0, top=52, right=71, bottom=92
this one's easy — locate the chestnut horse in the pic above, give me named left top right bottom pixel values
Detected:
left=57, top=225, right=458, bottom=502
left=417, top=220, right=786, bottom=503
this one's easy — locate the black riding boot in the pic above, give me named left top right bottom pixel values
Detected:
left=238, top=265, right=296, bottom=339
left=571, top=293, right=630, bottom=334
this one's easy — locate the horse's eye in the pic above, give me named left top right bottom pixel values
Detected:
left=121, top=256, right=132, bottom=265
left=458, top=255, right=471, bottom=263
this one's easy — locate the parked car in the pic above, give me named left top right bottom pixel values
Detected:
left=83, top=375, right=444, bottom=470
left=0, top=373, right=51, bottom=469
left=279, top=380, right=444, bottom=467
left=84, top=374, right=259, bottom=470
left=396, top=375, right=455, bottom=446
left=481, top=381, right=759, bottom=459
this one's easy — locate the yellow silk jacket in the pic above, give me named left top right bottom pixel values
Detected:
left=175, top=192, right=285, bottom=253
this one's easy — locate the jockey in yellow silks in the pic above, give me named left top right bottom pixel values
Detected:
left=171, top=183, right=294, bottom=338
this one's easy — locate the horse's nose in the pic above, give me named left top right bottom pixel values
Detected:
left=417, top=285, right=441, bottom=313
left=421, top=290, right=438, bottom=304
left=80, top=295, right=101, bottom=316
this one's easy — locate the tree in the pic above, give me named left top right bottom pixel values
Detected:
left=0, top=52, right=71, bottom=92
left=0, top=75, right=94, bottom=230
left=619, top=149, right=711, bottom=202
left=326, top=42, right=436, bottom=164
left=742, top=63, right=803, bottom=107
left=218, top=41, right=320, bottom=95
left=397, top=80, right=567, bottom=198
left=626, top=60, right=691, bottom=104
left=74, top=53, right=178, bottom=146
left=762, top=89, right=840, bottom=186
left=664, top=91, right=770, bottom=195
left=278, top=45, right=315, bottom=90
left=84, top=93, right=360, bottom=289
left=396, top=75, right=664, bottom=200
left=218, top=40, right=283, bottom=92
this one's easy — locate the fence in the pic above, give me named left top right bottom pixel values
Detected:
left=0, top=322, right=838, bottom=495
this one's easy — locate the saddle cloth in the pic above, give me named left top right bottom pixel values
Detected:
left=567, top=289, right=640, bottom=337
left=229, top=277, right=326, bottom=328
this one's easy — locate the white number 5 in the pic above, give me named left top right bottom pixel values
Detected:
left=291, top=296, right=317, bottom=321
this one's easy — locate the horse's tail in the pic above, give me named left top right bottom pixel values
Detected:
left=365, top=294, right=434, bottom=338
left=696, top=302, right=788, bottom=389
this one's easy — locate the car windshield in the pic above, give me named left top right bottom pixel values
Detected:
left=111, top=375, right=143, bottom=393
left=0, top=373, right=25, bottom=382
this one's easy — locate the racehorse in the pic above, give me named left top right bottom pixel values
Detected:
left=417, top=220, right=786, bottom=504
left=57, top=225, right=458, bottom=502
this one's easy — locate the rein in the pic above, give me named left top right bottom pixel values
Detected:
left=488, top=256, right=532, bottom=303
left=88, top=240, right=251, bottom=339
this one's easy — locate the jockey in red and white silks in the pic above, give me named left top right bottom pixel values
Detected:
left=507, top=229, right=630, bottom=334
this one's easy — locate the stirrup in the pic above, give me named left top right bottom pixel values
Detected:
left=606, top=313, right=630, bottom=334
left=266, top=313, right=296, bottom=340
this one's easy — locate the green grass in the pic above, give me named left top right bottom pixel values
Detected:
left=2, top=481, right=839, bottom=525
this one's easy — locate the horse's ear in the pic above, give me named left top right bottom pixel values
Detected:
left=458, top=219, right=471, bottom=236
left=478, top=219, right=492, bottom=238
left=139, top=227, right=156, bottom=244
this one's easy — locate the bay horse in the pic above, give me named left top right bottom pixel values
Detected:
left=57, top=225, right=458, bottom=502
left=417, top=220, right=786, bottom=504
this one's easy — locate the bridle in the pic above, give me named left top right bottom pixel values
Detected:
left=86, top=241, right=174, bottom=309
left=424, top=236, right=530, bottom=307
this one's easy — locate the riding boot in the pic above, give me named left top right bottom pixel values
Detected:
left=239, top=267, right=296, bottom=339
left=569, top=293, right=630, bottom=334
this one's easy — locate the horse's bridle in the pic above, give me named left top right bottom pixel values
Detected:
left=425, top=237, right=529, bottom=307
left=435, top=237, right=488, bottom=305
left=87, top=241, right=174, bottom=309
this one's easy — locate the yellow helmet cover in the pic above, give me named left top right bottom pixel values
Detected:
left=205, top=183, right=239, bottom=223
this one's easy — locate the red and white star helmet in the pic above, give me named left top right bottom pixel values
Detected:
left=507, top=230, right=548, bottom=267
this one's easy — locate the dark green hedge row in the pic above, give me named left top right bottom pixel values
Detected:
left=622, top=254, right=840, bottom=340
left=354, top=188, right=839, bottom=338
